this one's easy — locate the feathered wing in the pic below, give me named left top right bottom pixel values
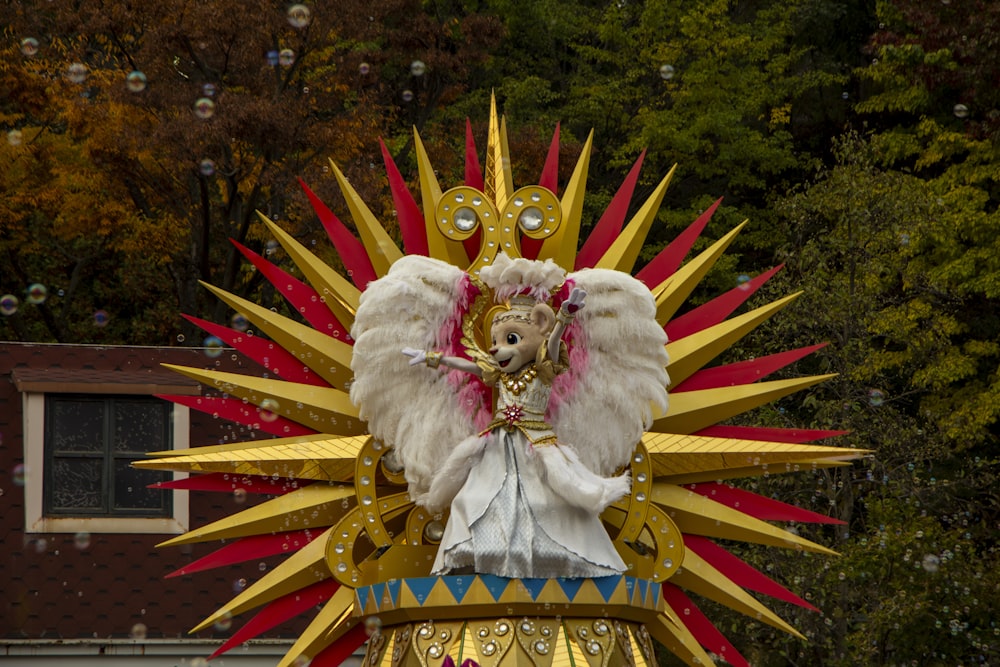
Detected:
left=551, top=268, right=670, bottom=476
left=349, top=255, right=482, bottom=504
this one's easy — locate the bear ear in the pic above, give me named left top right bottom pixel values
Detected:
left=530, top=303, right=555, bottom=334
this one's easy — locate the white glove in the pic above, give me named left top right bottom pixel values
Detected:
left=561, top=287, right=587, bottom=315
left=401, top=347, right=427, bottom=366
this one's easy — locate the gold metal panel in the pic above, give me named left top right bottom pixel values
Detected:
left=277, top=586, right=356, bottom=667
left=414, top=129, right=468, bottom=268
left=329, top=159, right=404, bottom=276
left=646, top=615, right=712, bottom=667
left=537, top=131, right=593, bottom=270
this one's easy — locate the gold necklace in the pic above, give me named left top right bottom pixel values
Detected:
left=500, top=363, right=537, bottom=396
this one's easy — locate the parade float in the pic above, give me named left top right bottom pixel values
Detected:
left=136, top=98, right=864, bottom=667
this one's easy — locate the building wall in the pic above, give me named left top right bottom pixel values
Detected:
left=0, top=343, right=310, bottom=658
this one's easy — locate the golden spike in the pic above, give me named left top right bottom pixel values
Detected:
left=537, top=130, right=594, bottom=269
left=650, top=482, right=838, bottom=554
left=671, top=546, right=806, bottom=639
left=413, top=128, right=468, bottom=267
left=134, top=434, right=370, bottom=483
left=660, top=459, right=853, bottom=486
left=664, top=292, right=801, bottom=386
left=652, top=221, right=748, bottom=325
left=158, top=364, right=364, bottom=435
left=156, top=484, right=354, bottom=547
left=257, top=213, right=359, bottom=326
left=190, top=527, right=334, bottom=632
left=646, top=614, right=715, bottom=667
left=642, top=431, right=866, bottom=480
left=594, top=164, right=678, bottom=274
left=277, top=587, right=356, bottom=667
left=328, top=159, right=403, bottom=276
left=484, top=92, right=514, bottom=210
left=199, top=281, right=353, bottom=390
left=147, top=432, right=332, bottom=457
left=650, top=374, right=836, bottom=434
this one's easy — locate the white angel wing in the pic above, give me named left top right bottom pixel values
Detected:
left=550, top=268, right=669, bottom=476
left=350, top=255, right=482, bottom=504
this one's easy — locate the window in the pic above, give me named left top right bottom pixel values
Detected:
left=44, top=395, right=173, bottom=518
left=16, top=366, right=194, bottom=535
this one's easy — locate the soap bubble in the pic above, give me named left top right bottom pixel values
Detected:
left=203, top=336, right=225, bottom=358
left=953, top=104, right=969, bottom=119
left=7, top=129, right=23, bottom=146
left=66, top=63, right=88, bottom=84
left=213, top=611, right=233, bottom=632
left=922, top=553, right=941, bottom=573
left=410, top=60, right=426, bottom=76
left=287, top=4, right=312, bottom=28
left=279, top=49, right=296, bottom=66
left=194, top=97, right=215, bottom=119
left=126, top=71, right=147, bottom=92
left=130, top=623, right=147, bottom=640
left=1, top=295, right=20, bottom=315
left=20, top=37, right=40, bottom=57
left=191, top=658, right=209, bottom=667
left=13, top=463, right=26, bottom=486
left=231, top=313, right=249, bottom=332
left=358, top=62, right=370, bottom=75
left=202, top=83, right=216, bottom=97
left=232, top=577, right=247, bottom=593
left=266, top=50, right=279, bottom=66
left=259, top=398, right=280, bottom=422
left=199, top=159, right=216, bottom=176
left=659, top=64, right=675, bottom=80
left=74, top=532, right=91, bottom=550
left=364, top=615, right=382, bottom=635
left=401, top=89, right=414, bottom=102
left=27, top=283, right=47, bottom=304
left=736, top=274, right=751, bottom=289
left=868, top=389, right=885, bottom=407
left=93, top=310, right=109, bottom=327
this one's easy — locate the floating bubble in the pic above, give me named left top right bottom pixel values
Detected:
left=266, top=50, right=280, bottom=67
left=191, top=658, right=209, bottom=667
left=401, top=89, right=414, bottom=103
left=736, top=273, right=751, bottom=289
left=7, top=129, right=23, bottom=146
left=231, top=313, right=249, bottom=332
left=233, top=488, right=247, bottom=503
left=194, top=97, right=215, bottom=119
left=922, top=553, right=941, bottom=573
left=13, top=463, right=26, bottom=486
left=203, top=336, right=225, bottom=358
left=20, top=37, right=40, bottom=57
left=176, top=333, right=186, bottom=343
left=900, top=232, right=910, bottom=246
left=279, top=49, right=296, bottom=66
left=202, top=83, right=216, bottom=97
left=34, top=538, right=47, bottom=553
left=27, top=283, right=47, bottom=305
left=259, top=398, right=280, bottom=422
left=93, top=310, right=109, bottom=327
left=265, top=239, right=279, bottom=255
left=287, top=4, right=312, bottom=28
left=66, top=62, right=88, bottom=84
left=658, top=64, right=675, bottom=80
left=410, top=60, right=426, bottom=76
left=868, top=389, right=885, bottom=406
left=841, top=91, right=849, bottom=100
left=126, top=70, right=147, bottom=92
left=232, top=577, right=247, bottom=593
left=953, top=103, right=969, bottom=119
left=130, top=622, right=147, bottom=640
left=1, top=294, right=19, bottom=315
left=291, top=657, right=311, bottom=667
left=213, top=611, right=233, bottom=632
left=358, top=62, right=370, bottom=75
left=74, top=532, right=91, bottom=550
left=364, top=615, right=382, bottom=636
left=199, top=159, right=216, bottom=176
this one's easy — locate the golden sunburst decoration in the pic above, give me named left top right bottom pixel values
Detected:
left=136, top=94, right=865, bottom=667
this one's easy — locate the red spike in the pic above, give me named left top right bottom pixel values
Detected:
left=464, top=119, right=484, bottom=190
left=694, top=425, right=849, bottom=443
left=148, top=472, right=299, bottom=496
left=665, top=265, right=783, bottom=342
left=670, top=343, right=826, bottom=393
left=575, top=149, right=646, bottom=270
left=182, top=313, right=332, bottom=386
left=662, top=583, right=751, bottom=667
left=298, top=179, right=378, bottom=289
left=521, top=123, right=561, bottom=260
left=156, top=393, right=319, bottom=437
left=380, top=138, right=429, bottom=257
left=685, top=482, right=845, bottom=525
left=635, top=197, right=722, bottom=286
left=229, top=240, right=351, bottom=341
left=683, top=535, right=821, bottom=611
left=308, top=623, right=368, bottom=666
left=167, top=530, right=319, bottom=579
left=210, top=580, right=340, bottom=658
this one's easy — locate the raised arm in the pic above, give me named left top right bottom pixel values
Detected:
left=402, top=347, right=484, bottom=377
left=548, top=287, right=586, bottom=360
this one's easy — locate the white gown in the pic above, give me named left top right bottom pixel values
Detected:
left=431, top=366, right=628, bottom=579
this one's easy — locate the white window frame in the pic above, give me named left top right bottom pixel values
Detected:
left=22, top=391, right=190, bottom=535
